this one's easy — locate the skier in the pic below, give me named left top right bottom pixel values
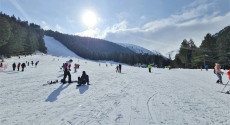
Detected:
left=77, top=71, right=90, bottom=86
left=61, top=59, right=73, bottom=83
left=214, top=63, right=224, bottom=84
left=148, top=64, right=152, bottom=73
left=31, top=61, right=34, bottom=66
left=12, top=62, right=16, bottom=71
left=17, top=63, right=21, bottom=71
left=21, top=63, right=26, bottom=72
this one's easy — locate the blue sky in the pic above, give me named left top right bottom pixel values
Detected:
left=0, top=0, right=230, bottom=57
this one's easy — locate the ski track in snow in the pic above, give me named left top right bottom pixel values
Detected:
left=1, top=36, right=230, bottom=125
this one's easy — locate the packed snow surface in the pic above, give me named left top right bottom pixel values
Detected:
left=1, top=36, right=230, bottom=125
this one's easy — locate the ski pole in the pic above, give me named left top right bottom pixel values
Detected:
left=221, top=80, right=230, bottom=92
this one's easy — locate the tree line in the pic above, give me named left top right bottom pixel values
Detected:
left=45, top=30, right=170, bottom=67
left=172, top=26, right=230, bottom=69
left=0, top=12, right=47, bottom=57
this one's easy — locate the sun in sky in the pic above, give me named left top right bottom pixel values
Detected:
left=82, top=11, right=97, bottom=28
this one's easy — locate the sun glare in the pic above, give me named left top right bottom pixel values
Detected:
left=83, top=11, right=97, bottom=28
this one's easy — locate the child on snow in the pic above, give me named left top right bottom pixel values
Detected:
left=74, top=64, right=78, bottom=72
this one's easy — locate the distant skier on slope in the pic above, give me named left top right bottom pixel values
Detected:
left=214, top=63, right=224, bottom=84
left=148, top=64, right=152, bottom=73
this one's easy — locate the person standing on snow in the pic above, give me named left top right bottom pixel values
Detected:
left=12, top=62, right=16, bottom=71
left=74, top=63, right=78, bottom=72
left=116, top=65, right=119, bottom=72
left=119, top=64, right=122, bottom=73
left=205, top=65, right=209, bottom=71
left=21, top=63, right=26, bottom=72
left=61, top=59, right=73, bottom=83
left=148, top=64, right=152, bottom=73
left=35, top=61, right=39, bottom=67
left=17, top=63, right=21, bottom=71
left=214, top=63, right=224, bottom=84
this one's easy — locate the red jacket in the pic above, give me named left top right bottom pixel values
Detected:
left=227, top=70, right=230, bottom=79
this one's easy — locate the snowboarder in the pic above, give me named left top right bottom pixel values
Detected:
left=12, top=62, right=16, bottom=71
left=214, top=63, right=224, bottom=84
left=77, top=71, right=90, bottom=86
left=200, top=66, right=202, bottom=71
left=17, top=63, right=21, bottom=71
left=148, top=64, right=152, bottom=73
left=21, top=63, right=26, bottom=72
left=61, top=59, right=73, bottom=83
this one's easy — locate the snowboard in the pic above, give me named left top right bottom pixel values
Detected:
left=43, top=80, right=78, bottom=86
left=43, top=80, right=59, bottom=86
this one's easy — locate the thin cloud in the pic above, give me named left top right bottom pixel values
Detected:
left=99, top=2, right=230, bottom=58
left=9, top=0, right=31, bottom=21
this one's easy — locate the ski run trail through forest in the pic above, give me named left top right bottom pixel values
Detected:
left=1, top=36, right=230, bottom=125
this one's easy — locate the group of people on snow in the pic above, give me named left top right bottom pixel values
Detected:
left=61, top=59, right=90, bottom=86
left=12, top=61, right=39, bottom=72
left=115, top=64, right=122, bottom=73
left=214, top=63, right=230, bottom=93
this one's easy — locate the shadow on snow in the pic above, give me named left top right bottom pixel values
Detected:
left=45, top=84, right=70, bottom=102
left=76, top=85, right=89, bottom=94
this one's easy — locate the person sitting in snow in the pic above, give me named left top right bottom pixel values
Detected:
left=214, top=63, right=224, bottom=84
left=77, top=71, right=90, bottom=86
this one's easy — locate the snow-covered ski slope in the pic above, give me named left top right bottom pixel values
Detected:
left=1, top=36, right=230, bottom=125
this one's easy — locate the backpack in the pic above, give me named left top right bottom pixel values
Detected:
left=63, top=63, right=68, bottom=70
